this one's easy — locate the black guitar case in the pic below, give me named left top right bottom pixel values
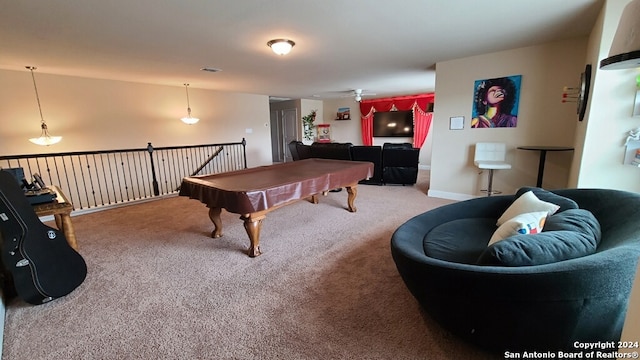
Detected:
left=0, top=170, right=87, bottom=305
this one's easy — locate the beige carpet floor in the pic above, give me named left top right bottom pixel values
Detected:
left=2, top=171, right=500, bottom=359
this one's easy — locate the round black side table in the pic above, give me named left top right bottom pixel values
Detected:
left=517, top=146, right=574, bottom=187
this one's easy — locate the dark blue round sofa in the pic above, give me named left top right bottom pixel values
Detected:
left=391, top=188, right=640, bottom=353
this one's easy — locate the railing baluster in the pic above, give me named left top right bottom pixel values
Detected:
left=92, top=154, right=103, bottom=206
left=124, top=151, right=134, bottom=200
left=112, top=153, right=122, bottom=203
left=60, top=156, right=75, bottom=209
left=34, top=158, right=44, bottom=185
left=168, top=149, right=176, bottom=191
left=186, top=148, right=193, bottom=178
left=45, top=158, right=52, bottom=190
left=160, top=151, right=168, bottom=194
left=79, top=155, right=90, bottom=209
left=0, top=139, right=246, bottom=211
left=215, top=148, right=221, bottom=173
left=106, top=153, right=116, bottom=204
left=133, top=152, right=144, bottom=199
left=175, top=150, right=180, bottom=190
left=175, top=148, right=182, bottom=189
left=25, top=160, right=34, bottom=183
left=196, top=146, right=205, bottom=175
left=119, top=152, right=129, bottom=201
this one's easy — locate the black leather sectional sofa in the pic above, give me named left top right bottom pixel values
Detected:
left=288, top=141, right=420, bottom=185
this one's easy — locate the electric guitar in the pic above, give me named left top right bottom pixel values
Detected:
left=0, top=170, right=87, bottom=305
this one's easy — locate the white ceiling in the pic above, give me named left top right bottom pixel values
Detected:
left=0, top=0, right=603, bottom=100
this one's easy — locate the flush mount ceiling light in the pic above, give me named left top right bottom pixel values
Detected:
left=180, top=83, right=199, bottom=125
left=26, top=66, right=62, bottom=146
left=267, top=39, right=295, bottom=56
left=600, top=0, right=640, bottom=70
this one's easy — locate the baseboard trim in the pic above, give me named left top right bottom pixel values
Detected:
left=427, top=189, right=477, bottom=201
left=38, top=193, right=179, bottom=222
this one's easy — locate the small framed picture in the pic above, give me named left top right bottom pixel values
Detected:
left=336, top=107, right=351, bottom=120
left=450, top=116, right=464, bottom=130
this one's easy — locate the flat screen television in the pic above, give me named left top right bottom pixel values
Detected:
left=373, top=110, right=414, bottom=137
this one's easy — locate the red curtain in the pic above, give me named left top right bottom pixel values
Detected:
left=359, top=93, right=434, bottom=148
left=361, top=107, right=374, bottom=146
left=413, top=104, right=433, bottom=149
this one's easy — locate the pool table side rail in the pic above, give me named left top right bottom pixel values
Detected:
left=178, top=159, right=373, bottom=214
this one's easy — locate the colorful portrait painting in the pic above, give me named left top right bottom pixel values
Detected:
left=471, top=75, right=521, bottom=128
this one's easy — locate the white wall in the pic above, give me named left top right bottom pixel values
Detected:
left=322, top=98, right=363, bottom=144
left=429, top=38, right=587, bottom=200
left=572, top=0, right=640, bottom=192
left=586, top=0, right=640, bottom=347
left=418, top=121, right=434, bottom=169
left=0, top=70, right=273, bottom=168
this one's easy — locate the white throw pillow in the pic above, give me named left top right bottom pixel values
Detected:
left=489, top=211, right=548, bottom=245
left=497, top=191, right=560, bottom=226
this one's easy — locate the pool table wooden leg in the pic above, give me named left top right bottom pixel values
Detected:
left=208, top=207, right=223, bottom=238
left=346, top=184, right=358, bottom=212
left=241, top=213, right=265, bottom=257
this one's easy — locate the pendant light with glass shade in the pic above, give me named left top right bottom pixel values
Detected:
left=26, top=66, right=62, bottom=146
left=181, top=83, right=199, bottom=125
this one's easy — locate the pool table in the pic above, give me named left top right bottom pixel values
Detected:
left=179, top=158, right=374, bottom=257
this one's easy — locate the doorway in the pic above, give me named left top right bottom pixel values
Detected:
left=270, top=107, right=299, bottom=162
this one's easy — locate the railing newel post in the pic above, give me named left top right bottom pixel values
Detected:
left=147, top=142, right=160, bottom=196
left=242, top=137, right=247, bottom=169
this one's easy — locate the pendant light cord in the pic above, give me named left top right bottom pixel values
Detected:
left=27, top=66, right=46, bottom=125
left=184, top=83, right=192, bottom=116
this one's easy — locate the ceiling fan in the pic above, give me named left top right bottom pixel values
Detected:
left=313, top=88, right=376, bottom=102
left=352, top=89, right=376, bottom=102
